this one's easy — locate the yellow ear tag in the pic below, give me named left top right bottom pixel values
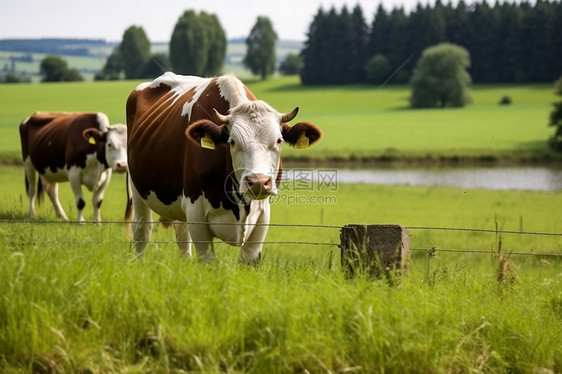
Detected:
left=295, top=132, right=309, bottom=149
left=201, top=132, right=215, bottom=150
left=88, top=136, right=96, bottom=145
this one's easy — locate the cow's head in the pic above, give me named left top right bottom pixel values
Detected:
left=82, top=124, right=128, bottom=172
left=187, top=100, right=322, bottom=200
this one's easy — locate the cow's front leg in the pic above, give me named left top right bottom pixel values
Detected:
left=173, top=221, right=192, bottom=256
left=240, top=203, right=270, bottom=265
left=44, top=180, right=69, bottom=221
left=184, top=198, right=214, bottom=261
left=92, top=170, right=112, bottom=223
left=188, top=222, right=215, bottom=262
left=131, top=183, right=153, bottom=256
left=68, top=170, right=86, bottom=222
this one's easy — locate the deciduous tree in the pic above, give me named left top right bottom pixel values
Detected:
left=143, top=53, right=170, bottom=79
left=243, top=16, right=277, bottom=80
left=410, top=43, right=471, bottom=108
left=40, top=55, right=83, bottom=82
left=279, top=54, right=303, bottom=75
left=120, top=26, right=151, bottom=79
left=200, top=12, right=227, bottom=77
left=96, top=49, right=122, bottom=80
left=170, top=10, right=226, bottom=76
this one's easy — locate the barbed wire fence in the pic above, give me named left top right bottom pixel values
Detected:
left=1, top=219, right=561, bottom=258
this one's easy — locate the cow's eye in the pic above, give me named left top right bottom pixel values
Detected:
left=276, top=137, right=283, bottom=145
left=229, top=139, right=236, bottom=147
left=107, top=143, right=113, bottom=148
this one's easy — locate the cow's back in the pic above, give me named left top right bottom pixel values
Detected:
left=127, top=74, right=248, bottom=209
left=20, top=112, right=105, bottom=174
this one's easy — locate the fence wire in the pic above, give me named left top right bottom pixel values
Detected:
left=1, top=219, right=561, bottom=258
left=1, top=219, right=561, bottom=236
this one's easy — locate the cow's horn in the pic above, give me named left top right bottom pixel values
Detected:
left=212, top=108, right=229, bottom=125
left=281, top=107, right=299, bottom=123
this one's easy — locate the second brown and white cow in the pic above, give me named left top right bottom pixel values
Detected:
left=20, top=111, right=128, bottom=222
left=126, top=73, right=322, bottom=263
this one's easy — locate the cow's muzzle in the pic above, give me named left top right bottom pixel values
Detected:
left=242, top=173, right=275, bottom=199
left=113, top=161, right=128, bottom=173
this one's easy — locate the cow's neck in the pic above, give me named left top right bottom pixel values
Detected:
left=95, top=142, right=109, bottom=169
left=199, top=196, right=266, bottom=247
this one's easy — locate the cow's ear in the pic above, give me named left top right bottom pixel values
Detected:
left=186, top=119, right=229, bottom=149
left=281, top=122, right=323, bottom=149
left=82, top=128, right=104, bottom=145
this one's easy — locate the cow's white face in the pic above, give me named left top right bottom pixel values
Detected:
left=187, top=99, right=322, bottom=201
left=227, top=101, right=283, bottom=199
left=105, top=124, right=128, bottom=173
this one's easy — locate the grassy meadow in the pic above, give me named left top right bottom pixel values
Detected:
left=1, top=166, right=562, bottom=372
left=1, top=77, right=561, bottom=372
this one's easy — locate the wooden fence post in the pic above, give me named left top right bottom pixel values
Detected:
left=340, top=224, right=410, bottom=279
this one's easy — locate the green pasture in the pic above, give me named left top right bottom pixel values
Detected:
left=1, top=77, right=559, bottom=164
left=1, top=164, right=561, bottom=372
left=248, top=78, right=559, bottom=162
left=1, top=76, right=560, bottom=371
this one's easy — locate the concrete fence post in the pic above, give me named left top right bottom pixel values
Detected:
left=340, top=224, right=410, bottom=279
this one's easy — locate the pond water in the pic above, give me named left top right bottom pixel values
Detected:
left=333, top=167, right=562, bottom=191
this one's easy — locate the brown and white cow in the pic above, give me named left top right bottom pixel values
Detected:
left=126, top=73, right=322, bottom=263
left=20, top=112, right=128, bottom=222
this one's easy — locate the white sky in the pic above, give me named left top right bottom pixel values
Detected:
left=0, top=0, right=484, bottom=42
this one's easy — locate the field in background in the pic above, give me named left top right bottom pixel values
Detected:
left=0, top=51, right=105, bottom=81
left=0, top=77, right=558, bottom=164
left=246, top=78, right=559, bottom=162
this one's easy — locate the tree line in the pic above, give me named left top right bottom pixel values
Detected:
left=300, top=0, right=562, bottom=85
left=95, top=11, right=228, bottom=80
left=96, top=11, right=277, bottom=81
left=4, top=1, right=560, bottom=85
left=1, top=9, right=277, bottom=83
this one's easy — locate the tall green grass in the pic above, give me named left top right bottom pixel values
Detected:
left=1, top=166, right=561, bottom=372
left=2, top=239, right=560, bottom=373
left=1, top=77, right=558, bottom=163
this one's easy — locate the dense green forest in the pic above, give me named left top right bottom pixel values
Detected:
left=301, top=0, right=562, bottom=84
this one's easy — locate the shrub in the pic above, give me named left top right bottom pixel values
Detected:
left=410, top=43, right=471, bottom=108
left=499, top=95, right=512, bottom=105
left=279, top=54, right=303, bottom=76
left=40, top=55, right=83, bottom=82
left=548, top=76, right=562, bottom=151
left=365, top=54, right=391, bottom=84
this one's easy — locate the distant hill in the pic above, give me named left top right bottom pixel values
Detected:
left=0, top=38, right=302, bottom=58
left=0, top=38, right=303, bottom=81
left=0, top=38, right=116, bottom=56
